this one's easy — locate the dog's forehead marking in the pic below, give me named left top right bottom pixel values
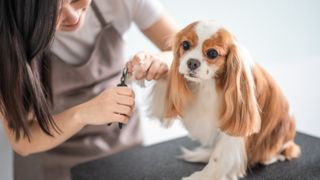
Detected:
left=194, top=21, right=222, bottom=44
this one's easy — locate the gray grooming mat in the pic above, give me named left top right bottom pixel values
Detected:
left=71, top=132, right=320, bottom=180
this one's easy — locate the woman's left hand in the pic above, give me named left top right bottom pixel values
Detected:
left=126, top=52, right=169, bottom=81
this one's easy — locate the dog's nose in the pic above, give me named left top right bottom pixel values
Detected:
left=187, top=59, right=201, bottom=70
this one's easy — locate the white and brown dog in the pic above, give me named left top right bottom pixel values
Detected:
left=145, top=20, right=300, bottom=180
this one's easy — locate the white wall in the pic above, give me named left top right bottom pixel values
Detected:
left=1, top=0, right=320, bottom=179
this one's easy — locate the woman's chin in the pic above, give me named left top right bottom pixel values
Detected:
left=60, top=22, right=82, bottom=32
left=58, top=15, right=85, bottom=32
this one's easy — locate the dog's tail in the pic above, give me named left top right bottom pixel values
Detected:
left=283, top=141, right=301, bottom=160
left=282, top=116, right=301, bottom=160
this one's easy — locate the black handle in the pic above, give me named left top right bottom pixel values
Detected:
left=115, top=82, right=127, bottom=129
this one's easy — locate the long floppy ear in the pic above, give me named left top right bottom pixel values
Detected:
left=219, top=44, right=261, bottom=136
left=165, top=35, right=193, bottom=118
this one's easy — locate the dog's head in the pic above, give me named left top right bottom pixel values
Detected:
left=166, top=21, right=261, bottom=136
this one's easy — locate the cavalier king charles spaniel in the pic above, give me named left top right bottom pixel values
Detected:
left=145, top=20, right=300, bottom=180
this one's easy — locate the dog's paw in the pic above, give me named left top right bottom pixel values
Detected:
left=182, top=171, right=209, bottom=180
left=126, top=76, right=146, bottom=88
left=227, top=175, right=238, bottom=180
left=177, top=146, right=212, bottom=163
left=262, top=154, right=286, bottom=165
left=183, top=171, right=232, bottom=180
left=182, top=171, right=230, bottom=180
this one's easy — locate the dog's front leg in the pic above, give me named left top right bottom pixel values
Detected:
left=144, top=78, right=172, bottom=124
left=183, top=133, right=247, bottom=180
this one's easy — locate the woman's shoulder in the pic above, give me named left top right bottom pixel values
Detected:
left=94, top=0, right=135, bottom=11
left=93, top=0, right=162, bottom=34
left=94, top=0, right=141, bottom=16
left=94, top=0, right=162, bottom=20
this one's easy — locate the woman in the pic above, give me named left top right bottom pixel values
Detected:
left=0, top=0, right=178, bottom=179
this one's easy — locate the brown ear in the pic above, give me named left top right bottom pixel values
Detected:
left=219, top=45, right=261, bottom=136
left=165, top=35, right=193, bottom=118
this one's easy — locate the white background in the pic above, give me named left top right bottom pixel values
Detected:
left=1, top=0, right=320, bottom=179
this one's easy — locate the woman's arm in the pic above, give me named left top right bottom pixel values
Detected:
left=142, top=13, right=179, bottom=51
left=127, top=14, right=179, bottom=79
left=0, top=87, right=135, bottom=156
left=1, top=107, right=84, bottom=156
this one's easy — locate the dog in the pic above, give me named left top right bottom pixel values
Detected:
left=145, top=20, right=301, bottom=180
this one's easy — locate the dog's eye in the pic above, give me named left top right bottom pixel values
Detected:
left=206, top=49, right=218, bottom=59
left=182, top=41, right=191, bottom=51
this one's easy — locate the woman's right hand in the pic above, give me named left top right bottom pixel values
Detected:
left=76, top=87, right=135, bottom=126
left=0, top=87, right=135, bottom=156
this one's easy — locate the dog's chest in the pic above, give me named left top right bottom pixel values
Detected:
left=181, top=80, right=221, bottom=146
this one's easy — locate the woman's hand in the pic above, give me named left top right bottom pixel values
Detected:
left=1, top=87, right=135, bottom=156
left=126, top=52, right=170, bottom=81
left=76, top=87, right=135, bottom=126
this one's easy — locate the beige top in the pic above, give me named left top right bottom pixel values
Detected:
left=51, top=0, right=163, bottom=65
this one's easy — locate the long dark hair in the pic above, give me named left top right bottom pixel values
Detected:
left=0, top=0, right=60, bottom=140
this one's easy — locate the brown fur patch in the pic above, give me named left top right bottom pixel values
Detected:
left=213, top=29, right=261, bottom=137
left=245, top=65, right=299, bottom=166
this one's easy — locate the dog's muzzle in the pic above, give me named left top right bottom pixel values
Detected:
left=187, top=58, right=201, bottom=71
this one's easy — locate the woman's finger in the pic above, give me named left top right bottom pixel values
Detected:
left=127, top=52, right=147, bottom=73
left=126, top=61, right=133, bottom=73
left=154, top=63, right=168, bottom=80
left=116, top=95, right=135, bottom=107
left=116, top=87, right=135, bottom=98
left=146, top=61, right=162, bottom=80
left=111, top=113, right=129, bottom=124
left=113, top=104, right=133, bottom=117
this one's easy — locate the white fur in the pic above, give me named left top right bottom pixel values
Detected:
left=195, top=21, right=222, bottom=43
left=181, top=80, right=220, bottom=146
left=147, top=78, right=247, bottom=180
left=178, top=146, right=213, bottom=163
left=262, top=154, right=286, bottom=165
left=182, top=133, right=246, bottom=180
left=180, top=80, right=246, bottom=180
left=145, top=78, right=175, bottom=127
